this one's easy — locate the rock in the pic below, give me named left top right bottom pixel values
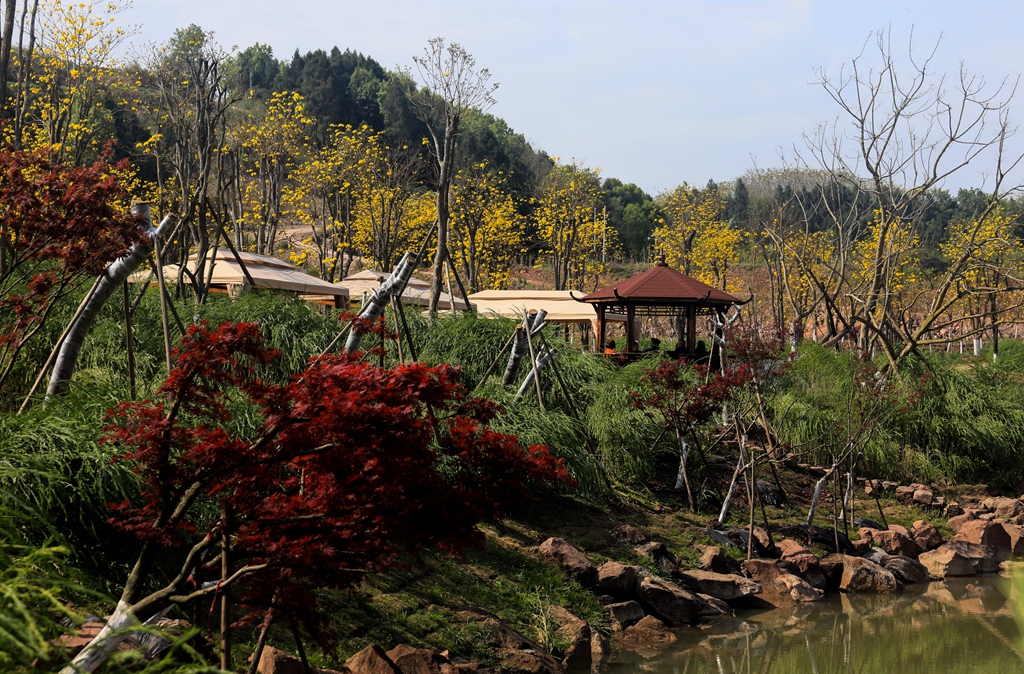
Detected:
left=819, top=555, right=847, bottom=592
left=589, top=632, right=609, bottom=669
left=1000, top=560, right=1024, bottom=573
left=548, top=607, right=590, bottom=671
left=948, top=513, right=976, bottom=533
left=895, top=485, right=916, bottom=504
left=775, top=573, right=823, bottom=602
left=912, top=486, right=935, bottom=506
left=595, top=562, right=637, bottom=599
left=953, top=520, right=1013, bottom=561
left=635, top=542, right=678, bottom=573
left=882, top=556, right=930, bottom=585
left=539, top=538, right=596, bottom=585
left=606, top=601, right=645, bottom=631
left=944, top=502, right=963, bottom=517
left=636, top=576, right=705, bottom=626
left=881, top=481, right=899, bottom=491
left=862, top=547, right=890, bottom=565
left=785, top=553, right=828, bottom=590
left=852, top=538, right=873, bottom=555
left=618, top=616, right=676, bottom=646
left=386, top=645, right=452, bottom=674
left=696, top=545, right=741, bottom=575
left=674, top=569, right=762, bottom=601
left=347, top=646, right=401, bottom=674
left=858, top=528, right=922, bottom=558
left=696, top=593, right=731, bottom=617
left=751, top=526, right=772, bottom=551
left=54, top=621, right=105, bottom=653
left=982, top=497, right=1024, bottom=519
left=1000, top=523, right=1024, bottom=557
left=610, top=524, right=647, bottom=546
left=919, top=543, right=977, bottom=578
left=911, top=520, right=943, bottom=551
left=835, top=555, right=899, bottom=593
left=979, top=512, right=998, bottom=522
left=741, top=558, right=800, bottom=583
left=260, top=647, right=350, bottom=674
left=453, top=608, right=562, bottom=674
left=776, top=538, right=811, bottom=559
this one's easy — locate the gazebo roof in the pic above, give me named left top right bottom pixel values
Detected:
left=583, top=257, right=741, bottom=306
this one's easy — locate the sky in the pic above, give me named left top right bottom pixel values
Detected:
left=123, top=0, right=1024, bottom=196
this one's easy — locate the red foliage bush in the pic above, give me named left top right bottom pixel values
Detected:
left=104, top=320, right=567, bottom=624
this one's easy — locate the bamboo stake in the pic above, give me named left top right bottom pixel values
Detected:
left=123, top=281, right=136, bottom=400
left=152, top=239, right=173, bottom=373
left=474, top=331, right=516, bottom=392
left=245, top=611, right=274, bottom=674
left=522, top=311, right=545, bottom=411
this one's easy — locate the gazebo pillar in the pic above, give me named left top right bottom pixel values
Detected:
left=687, top=305, right=697, bottom=352
left=626, top=304, right=636, bottom=351
left=596, top=305, right=606, bottom=352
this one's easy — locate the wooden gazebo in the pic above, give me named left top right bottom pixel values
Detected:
left=581, top=255, right=743, bottom=355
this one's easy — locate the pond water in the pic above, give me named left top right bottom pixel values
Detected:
left=606, top=575, right=1024, bottom=674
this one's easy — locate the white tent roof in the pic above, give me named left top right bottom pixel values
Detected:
left=134, top=251, right=349, bottom=301
left=341, top=269, right=470, bottom=311
left=468, top=289, right=625, bottom=324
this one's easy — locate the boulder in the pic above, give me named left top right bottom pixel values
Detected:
left=453, top=608, right=562, bottom=674
left=774, top=573, right=823, bottom=602
left=895, top=485, right=916, bottom=504
left=918, top=543, right=977, bottom=578
left=636, top=576, right=705, bottom=626
left=635, top=542, right=678, bottom=573
left=347, top=646, right=401, bottom=674
left=548, top=607, right=590, bottom=671
left=751, top=526, right=772, bottom=551
left=912, top=486, right=935, bottom=506
left=740, top=558, right=800, bottom=584
left=260, top=647, right=350, bottom=674
left=674, top=569, right=762, bottom=601
left=776, top=538, right=812, bottom=559
left=589, top=632, right=609, bottom=669
left=539, top=538, right=596, bottom=585
left=982, top=497, right=1024, bottom=519
left=696, top=545, right=741, bottom=576
left=386, top=646, right=452, bottom=674
left=944, top=502, right=963, bottom=517
left=953, top=520, right=1012, bottom=561
left=835, top=555, right=898, bottom=593
left=610, top=524, right=647, bottom=546
left=948, top=513, right=976, bottom=533
left=882, top=556, right=930, bottom=585
left=858, top=528, right=922, bottom=558
left=595, top=562, right=637, bottom=599
left=784, top=554, right=827, bottom=590
left=911, top=520, right=943, bottom=551
left=862, top=547, right=890, bottom=565
left=1000, top=522, right=1024, bottom=557
left=696, top=593, right=731, bottom=617
left=606, top=601, right=644, bottom=631
left=818, top=555, right=846, bottom=591
left=618, top=616, right=676, bottom=647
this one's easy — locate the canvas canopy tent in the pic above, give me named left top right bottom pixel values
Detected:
left=341, top=269, right=471, bottom=311
left=468, top=290, right=627, bottom=326
left=133, top=251, right=349, bottom=307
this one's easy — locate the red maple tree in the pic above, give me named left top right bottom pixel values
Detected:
left=0, top=145, right=143, bottom=390
left=103, top=320, right=567, bottom=630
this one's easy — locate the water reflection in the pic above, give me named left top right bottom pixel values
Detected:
left=608, top=576, right=1023, bottom=674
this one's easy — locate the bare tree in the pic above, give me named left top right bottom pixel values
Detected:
left=405, top=38, right=497, bottom=315
left=786, top=29, right=1024, bottom=367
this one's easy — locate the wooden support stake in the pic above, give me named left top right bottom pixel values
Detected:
left=152, top=241, right=173, bottom=373
left=390, top=298, right=404, bottom=363
left=245, top=611, right=274, bottom=674
left=475, top=332, right=516, bottom=393
left=123, top=281, right=136, bottom=400
left=220, top=504, right=232, bottom=672
left=289, top=618, right=313, bottom=674
left=393, top=296, right=418, bottom=361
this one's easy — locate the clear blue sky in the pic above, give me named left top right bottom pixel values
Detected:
left=128, top=0, right=1024, bottom=195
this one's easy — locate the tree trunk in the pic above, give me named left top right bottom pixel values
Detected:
left=46, top=206, right=171, bottom=396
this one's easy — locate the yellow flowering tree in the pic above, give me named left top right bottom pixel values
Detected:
left=449, top=161, right=524, bottom=291
left=535, top=159, right=605, bottom=290
left=234, top=91, right=314, bottom=253
left=655, top=182, right=740, bottom=290
left=10, top=0, right=135, bottom=162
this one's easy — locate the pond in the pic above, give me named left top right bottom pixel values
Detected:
left=606, top=575, right=1024, bottom=674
